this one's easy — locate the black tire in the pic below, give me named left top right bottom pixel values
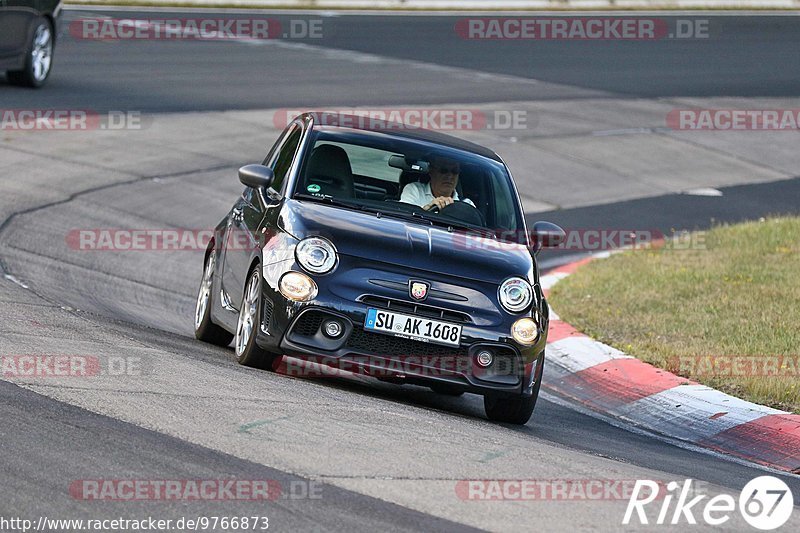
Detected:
left=7, top=18, right=54, bottom=88
left=194, top=248, right=234, bottom=347
left=235, top=268, right=280, bottom=370
left=483, top=355, right=544, bottom=425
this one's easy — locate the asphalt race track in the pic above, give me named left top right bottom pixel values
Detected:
left=1, top=7, right=799, bottom=532
left=4, top=10, right=800, bottom=112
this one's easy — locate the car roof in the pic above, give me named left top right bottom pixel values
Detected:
left=301, top=112, right=503, bottom=163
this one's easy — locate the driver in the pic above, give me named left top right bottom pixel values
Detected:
left=400, top=155, right=474, bottom=211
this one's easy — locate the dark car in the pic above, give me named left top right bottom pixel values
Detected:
left=0, top=0, right=61, bottom=87
left=194, top=113, right=565, bottom=424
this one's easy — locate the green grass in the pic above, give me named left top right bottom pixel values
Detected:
left=549, top=216, right=800, bottom=413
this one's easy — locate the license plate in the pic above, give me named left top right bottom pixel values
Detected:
left=364, top=308, right=462, bottom=347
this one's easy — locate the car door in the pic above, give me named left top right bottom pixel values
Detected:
left=0, top=0, right=32, bottom=66
left=220, top=122, right=304, bottom=310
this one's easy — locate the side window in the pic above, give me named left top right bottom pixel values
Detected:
left=269, top=124, right=303, bottom=193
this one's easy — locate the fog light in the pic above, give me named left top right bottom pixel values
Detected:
left=476, top=350, right=494, bottom=368
left=323, top=319, right=343, bottom=338
left=279, top=271, right=317, bottom=302
left=511, top=318, right=539, bottom=345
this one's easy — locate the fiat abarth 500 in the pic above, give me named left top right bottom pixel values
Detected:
left=194, top=113, right=565, bottom=424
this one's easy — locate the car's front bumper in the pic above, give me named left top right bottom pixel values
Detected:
left=255, top=261, right=548, bottom=397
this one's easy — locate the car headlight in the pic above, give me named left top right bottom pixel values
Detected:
left=295, top=237, right=337, bottom=274
left=498, top=277, right=533, bottom=313
left=279, top=271, right=318, bottom=302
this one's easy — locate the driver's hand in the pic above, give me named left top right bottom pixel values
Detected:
left=423, top=196, right=455, bottom=211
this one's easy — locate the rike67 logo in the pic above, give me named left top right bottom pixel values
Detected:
left=624, top=476, right=794, bottom=530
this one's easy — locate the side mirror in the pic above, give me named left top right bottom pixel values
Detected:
left=531, top=221, right=566, bottom=255
left=238, top=164, right=275, bottom=190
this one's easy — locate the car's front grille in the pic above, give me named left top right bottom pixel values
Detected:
left=358, top=295, right=471, bottom=324
left=291, top=309, right=470, bottom=361
left=345, top=325, right=469, bottom=359
left=292, top=310, right=326, bottom=337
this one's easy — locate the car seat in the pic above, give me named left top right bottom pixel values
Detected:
left=305, top=144, right=355, bottom=198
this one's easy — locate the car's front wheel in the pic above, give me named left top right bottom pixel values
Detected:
left=7, top=18, right=53, bottom=88
left=194, top=249, right=234, bottom=346
left=235, top=268, right=280, bottom=370
left=483, top=354, right=544, bottom=425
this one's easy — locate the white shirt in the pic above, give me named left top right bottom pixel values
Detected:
left=400, top=181, right=475, bottom=208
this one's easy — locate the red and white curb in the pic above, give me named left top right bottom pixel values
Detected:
left=541, top=254, right=800, bottom=474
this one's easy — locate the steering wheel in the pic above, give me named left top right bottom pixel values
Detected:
left=433, top=201, right=486, bottom=227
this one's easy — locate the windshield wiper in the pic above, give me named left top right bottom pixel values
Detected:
left=407, top=210, right=496, bottom=237
left=447, top=223, right=497, bottom=238
left=391, top=210, right=495, bottom=238
left=370, top=209, right=434, bottom=227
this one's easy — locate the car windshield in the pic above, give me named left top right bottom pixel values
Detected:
left=292, top=129, right=524, bottom=237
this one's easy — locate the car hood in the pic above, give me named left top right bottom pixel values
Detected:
left=279, top=199, right=535, bottom=284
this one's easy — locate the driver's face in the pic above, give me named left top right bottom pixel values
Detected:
left=428, top=158, right=460, bottom=198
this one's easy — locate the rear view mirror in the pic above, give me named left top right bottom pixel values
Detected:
left=388, top=155, right=429, bottom=173
left=238, top=164, right=275, bottom=190
left=531, top=221, right=566, bottom=255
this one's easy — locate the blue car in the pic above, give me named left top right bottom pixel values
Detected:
left=194, top=113, right=565, bottom=424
